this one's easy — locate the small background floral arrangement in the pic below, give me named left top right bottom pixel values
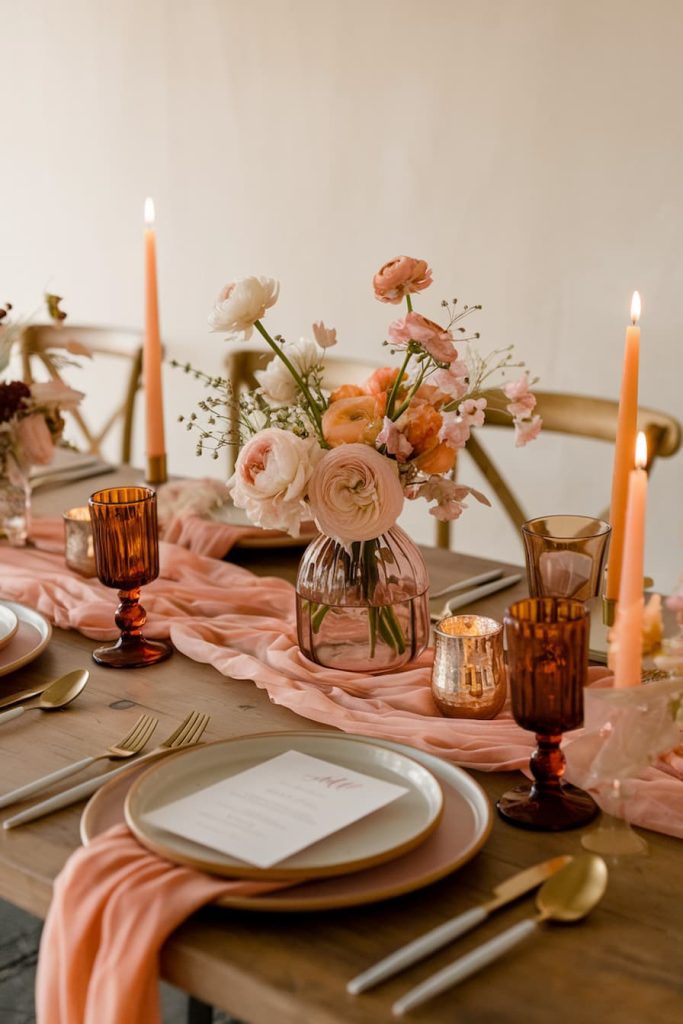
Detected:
left=0, top=296, right=83, bottom=486
left=180, top=254, right=541, bottom=544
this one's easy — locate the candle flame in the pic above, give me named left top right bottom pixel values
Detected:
left=144, top=197, right=155, bottom=226
left=635, top=431, right=647, bottom=469
left=630, top=291, right=641, bottom=324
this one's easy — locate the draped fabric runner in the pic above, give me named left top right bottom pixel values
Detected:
left=2, top=518, right=682, bottom=834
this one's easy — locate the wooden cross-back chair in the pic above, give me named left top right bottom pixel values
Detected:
left=434, top=388, right=682, bottom=548
left=20, top=324, right=144, bottom=465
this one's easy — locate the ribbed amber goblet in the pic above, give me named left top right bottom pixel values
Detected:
left=497, top=597, right=598, bottom=831
left=89, top=486, right=172, bottom=668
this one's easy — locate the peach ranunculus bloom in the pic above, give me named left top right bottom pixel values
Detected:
left=322, top=395, right=383, bottom=447
left=387, top=312, right=457, bottom=365
left=308, top=443, right=404, bottom=543
left=208, top=276, right=279, bottom=341
left=228, top=427, right=321, bottom=535
left=398, top=402, right=442, bottom=456
left=373, top=256, right=433, bottom=304
left=15, top=413, right=55, bottom=466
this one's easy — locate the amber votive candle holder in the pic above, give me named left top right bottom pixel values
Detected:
left=63, top=507, right=97, bottom=577
left=497, top=597, right=598, bottom=831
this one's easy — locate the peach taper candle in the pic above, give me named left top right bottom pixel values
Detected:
left=605, top=292, right=641, bottom=618
left=143, top=197, right=167, bottom=483
left=612, top=432, right=648, bottom=688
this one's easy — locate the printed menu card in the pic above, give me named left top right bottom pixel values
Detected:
left=142, top=749, right=409, bottom=868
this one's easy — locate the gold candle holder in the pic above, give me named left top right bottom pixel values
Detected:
left=145, top=453, right=167, bottom=485
left=63, top=506, right=97, bottom=577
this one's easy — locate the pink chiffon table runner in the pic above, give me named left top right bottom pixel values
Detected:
left=1, top=518, right=682, bottom=839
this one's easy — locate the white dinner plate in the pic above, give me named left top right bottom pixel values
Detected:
left=0, top=601, right=52, bottom=677
left=0, top=605, right=18, bottom=652
left=83, top=732, right=492, bottom=912
left=124, top=733, right=444, bottom=881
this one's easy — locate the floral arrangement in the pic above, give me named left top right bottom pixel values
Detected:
left=0, top=296, right=83, bottom=485
left=0, top=378, right=83, bottom=484
left=193, top=254, right=540, bottom=544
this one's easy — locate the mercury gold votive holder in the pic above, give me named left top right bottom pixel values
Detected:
left=432, top=614, right=506, bottom=720
left=63, top=506, right=96, bottom=577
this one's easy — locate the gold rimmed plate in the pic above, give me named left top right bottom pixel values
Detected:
left=0, top=601, right=52, bottom=677
left=83, top=732, right=492, bottom=911
left=123, top=733, right=444, bottom=881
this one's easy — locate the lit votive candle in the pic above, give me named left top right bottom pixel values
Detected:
left=63, top=507, right=96, bottom=577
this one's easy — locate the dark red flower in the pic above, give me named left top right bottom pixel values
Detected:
left=0, top=381, right=31, bottom=424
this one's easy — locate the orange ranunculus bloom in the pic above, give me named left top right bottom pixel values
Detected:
left=400, top=402, right=442, bottom=455
left=322, top=395, right=383, bottom=447
left=329, top=383, right=366, bottom=403
left=413, top=442, right=457, bottom=474
left=365, top=366, right=405, bottom=396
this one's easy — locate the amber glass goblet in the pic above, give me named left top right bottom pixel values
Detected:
left=497, top=597, right=598, bottom=831
left=89, top=486, right=172, bottom=669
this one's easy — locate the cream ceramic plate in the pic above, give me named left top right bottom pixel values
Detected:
left=124, top=733, right=444, bottom=881
left=211, top=501, right=317, bottom=549
left=0, top=601, right=51, bottom=677
left=0, top=605, right=18, bottom=652
left=84, top=732, right=491, bottom=911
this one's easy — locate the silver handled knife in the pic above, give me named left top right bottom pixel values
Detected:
left=430, top=573, right=524, bottom=622
left=347, top=855, right=572, bottom=994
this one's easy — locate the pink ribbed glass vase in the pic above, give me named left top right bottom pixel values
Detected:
left=296, top=525, right=430, bottom=673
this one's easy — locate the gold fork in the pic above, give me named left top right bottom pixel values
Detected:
left=3, top=710, right=210, bottom=828
left=0, top=713, right=159, bottom=810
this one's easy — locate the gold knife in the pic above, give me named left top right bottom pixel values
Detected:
left=347, top=855, right=572, bottom=994
left=0, top=684, right=48, bottom=710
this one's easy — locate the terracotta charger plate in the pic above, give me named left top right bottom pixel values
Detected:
left=123, top=733, right=444, bottom=881
left=0, top=601, right=52, bottom=677
left=82, top=732, right=492, bottom=912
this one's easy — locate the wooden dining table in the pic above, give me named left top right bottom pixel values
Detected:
left=0, top=470, right=680, bottom=1024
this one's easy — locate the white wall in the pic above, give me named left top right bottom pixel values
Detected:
left=2, top=0, right=681, bottom=587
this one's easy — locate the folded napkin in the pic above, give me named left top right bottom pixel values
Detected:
left=36, top=824, right=283, bottom=1024
left=3, top=519, right=683, bottom=836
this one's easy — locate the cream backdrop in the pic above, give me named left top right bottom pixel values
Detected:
left=1, top=0, right=682, bottom=588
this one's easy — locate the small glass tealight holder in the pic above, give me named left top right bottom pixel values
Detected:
left=63, top=506, right=96, bottom=577
left=432, top=614, right=507, bottom=719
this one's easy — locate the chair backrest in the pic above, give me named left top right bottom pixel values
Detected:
left=21, top=324, right=143, bottom=464
left=464, top=388, right=682, bottom=534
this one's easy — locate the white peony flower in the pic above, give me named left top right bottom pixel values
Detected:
left=228, top=428, right=322, bottom=535
left=208, top=276, right=280, bottom=341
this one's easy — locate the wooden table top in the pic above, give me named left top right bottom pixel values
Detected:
left=0, top=471, right=680, bottom=1024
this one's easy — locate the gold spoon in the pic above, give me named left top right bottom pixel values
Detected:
left=393, top=854, right=608, bottom=1016
left=0, top=670, right=90, bottom=726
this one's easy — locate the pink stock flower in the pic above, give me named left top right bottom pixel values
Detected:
left=439, top=411, right=471, bottom=450
left=30, top=380, right=84, bottom=410
left=15, top=414, right=55, bottom=466
left=376, top=416, right=413, bottom=462
left=406, top=476, right=491, bottom=522
left=514, top=414, right=542, bottom=447
left=308, top=443, right=404, bottom=543
left=373, top=256, right=433, bottom=304
left=459, top=397, right=487, bottom=427
left=430, top=360, right=469, bottom=401
left=312, top=321, right=337, bottom=349
left=387, top=312, right=457, bottom=364
left=228, top=428, right=320, bottom=535
left=504, top=374, right=537, bottom=417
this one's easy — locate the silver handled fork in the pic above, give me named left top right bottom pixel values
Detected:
left=3, top=710, right=210, bottom=829
left=0, top=713, right=159, bottom=810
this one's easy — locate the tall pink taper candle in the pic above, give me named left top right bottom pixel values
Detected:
left=143, top=197, right=167, bottom=483
left=613, top=432, right=648, bottom=688
left=605, top=292, right=641, bottom=603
